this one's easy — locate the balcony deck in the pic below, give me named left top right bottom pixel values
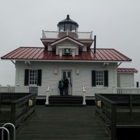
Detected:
left=42, top=30, right=93, bottom=40
left=16, top=106, right=110, bottom=140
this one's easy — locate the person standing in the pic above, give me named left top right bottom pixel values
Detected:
left=64, top=77, right=69, bottom=95
left=58, top=79, right=64, bottom=96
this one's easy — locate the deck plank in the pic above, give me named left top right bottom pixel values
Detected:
left=16, top=106, right=110, bottom=140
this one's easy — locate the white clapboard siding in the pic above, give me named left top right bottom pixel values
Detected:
left=118, top=73, right=134, bottom=87
left=15, top=61, right=117, bottom=96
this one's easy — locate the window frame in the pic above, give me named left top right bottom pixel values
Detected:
left=29, top=69, right=38, bottom=85
left=24, top=69, right=42, bottom=86
left=92, top=70, right=108, bottom=87
left=96, top=70, right=104, bottom=86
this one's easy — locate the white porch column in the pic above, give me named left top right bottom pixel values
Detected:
left=72, top=49, right=75, bottom=57
left=45, top=86, right=50, bottom=105
left=59, top=49, right=62, bottom=57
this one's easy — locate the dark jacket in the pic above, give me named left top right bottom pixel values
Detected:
left=64, top=79, right=69, bottom=87
left=58, top=80, right=64, bottom=89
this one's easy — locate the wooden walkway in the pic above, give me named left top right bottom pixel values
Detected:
left=16, top=106, right=111, bottom=140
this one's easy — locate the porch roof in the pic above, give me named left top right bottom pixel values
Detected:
left=117, top=68, right=138, bottom=73
left=1, top=47, right=132, bottom=62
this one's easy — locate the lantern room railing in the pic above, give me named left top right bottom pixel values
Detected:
left=42, top=30, right=93, bottom=39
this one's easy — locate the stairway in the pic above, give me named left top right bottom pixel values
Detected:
left=48, top=95, right=83, bottom=106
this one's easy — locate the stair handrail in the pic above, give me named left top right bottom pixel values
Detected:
left=3, top=123, right=16, bottom=140
left=82, top=85, right=86, bottom=105
left=0, top=127, right=10, bottom=140
left=45, top=85, right=50, bottom=105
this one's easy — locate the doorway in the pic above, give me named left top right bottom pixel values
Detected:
left=62, top=70, right=72, bottom=95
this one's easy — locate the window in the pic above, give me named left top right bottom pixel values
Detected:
left=96, top=71, right=104, bottom=85
left=92, top=70, right=108, bottom=87
left=65, top=24, right=70, bottom=31
left=72, top=25, right=76, bottom=32
left=24, top=69, right=42, bottom=86
left=29, top=70, right=38, bottom=85
left=59, top=25, right=64, bottom=32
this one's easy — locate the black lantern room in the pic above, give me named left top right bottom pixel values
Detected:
left=57, top=15, right=79, bottom=32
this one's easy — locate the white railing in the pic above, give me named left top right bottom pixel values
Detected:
left=42, top=30, right=93, bottom=39
left=82, top=86, right=140, bottom=99
left=115, top=87, right=140, bottom=94
left=0, top=86, right=15, bottom=92
left=45, top=86, right=50, bottom=105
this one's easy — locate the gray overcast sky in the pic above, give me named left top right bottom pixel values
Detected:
left=0, top=0, right=140, bottom=86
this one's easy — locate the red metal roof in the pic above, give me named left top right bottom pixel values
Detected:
left=1, top=47, right=131, bottom=61
left=117, top=68, right=138, bottom=73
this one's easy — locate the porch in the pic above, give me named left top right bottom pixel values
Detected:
left=16, top=106, right=111, bottom=140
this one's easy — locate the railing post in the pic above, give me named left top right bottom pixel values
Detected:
left=45, top=86, right=50, bottom=105
left=111, top=104, right=116, bottom=140
left=11, top=102, right=16, bottom=125
left=82, top=86, right=86, bottom=105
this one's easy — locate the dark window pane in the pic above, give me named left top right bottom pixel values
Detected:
left=68, top=72, right=71, bottom=78
left=65, top=24, right=70, bottom=31
left=63, top=72, right=66, bottom=78
left=59, top=25, right=64, bottom=32
left=72, top=25, right=76, bottom=32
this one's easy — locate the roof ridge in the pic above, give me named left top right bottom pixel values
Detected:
left=20, top=46, right=44, bottom=48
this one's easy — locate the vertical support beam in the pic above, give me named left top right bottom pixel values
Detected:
left=111, top=104, right=116, bottom=140
left=11, top=102, right=16, bottom=125
left=130, top=94, right=132, bottom=115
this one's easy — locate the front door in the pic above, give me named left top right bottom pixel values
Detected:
left=62, top=70, right=72, bottom=95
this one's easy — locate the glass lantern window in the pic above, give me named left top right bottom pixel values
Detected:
left=65, top=24, right=71, bottom=31
left=72, top=25, right=76, bottom=32
left=59, top=25, right=64, bottom=32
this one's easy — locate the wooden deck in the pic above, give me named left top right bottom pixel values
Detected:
left=16, top=106, right=111, bottom=140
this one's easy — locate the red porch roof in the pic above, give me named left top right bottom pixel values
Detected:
left=1, top=47, right=132, bottom=62
left=117, top=68, right=138, bottom=73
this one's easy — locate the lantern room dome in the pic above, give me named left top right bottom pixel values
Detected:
left=57, top=15, right=79, bottom=32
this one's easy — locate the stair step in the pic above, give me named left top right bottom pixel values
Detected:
left=49, top=95, right=83, bottom=105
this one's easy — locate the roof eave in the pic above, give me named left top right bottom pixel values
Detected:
left=1, top=58, right=132, bottom=63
